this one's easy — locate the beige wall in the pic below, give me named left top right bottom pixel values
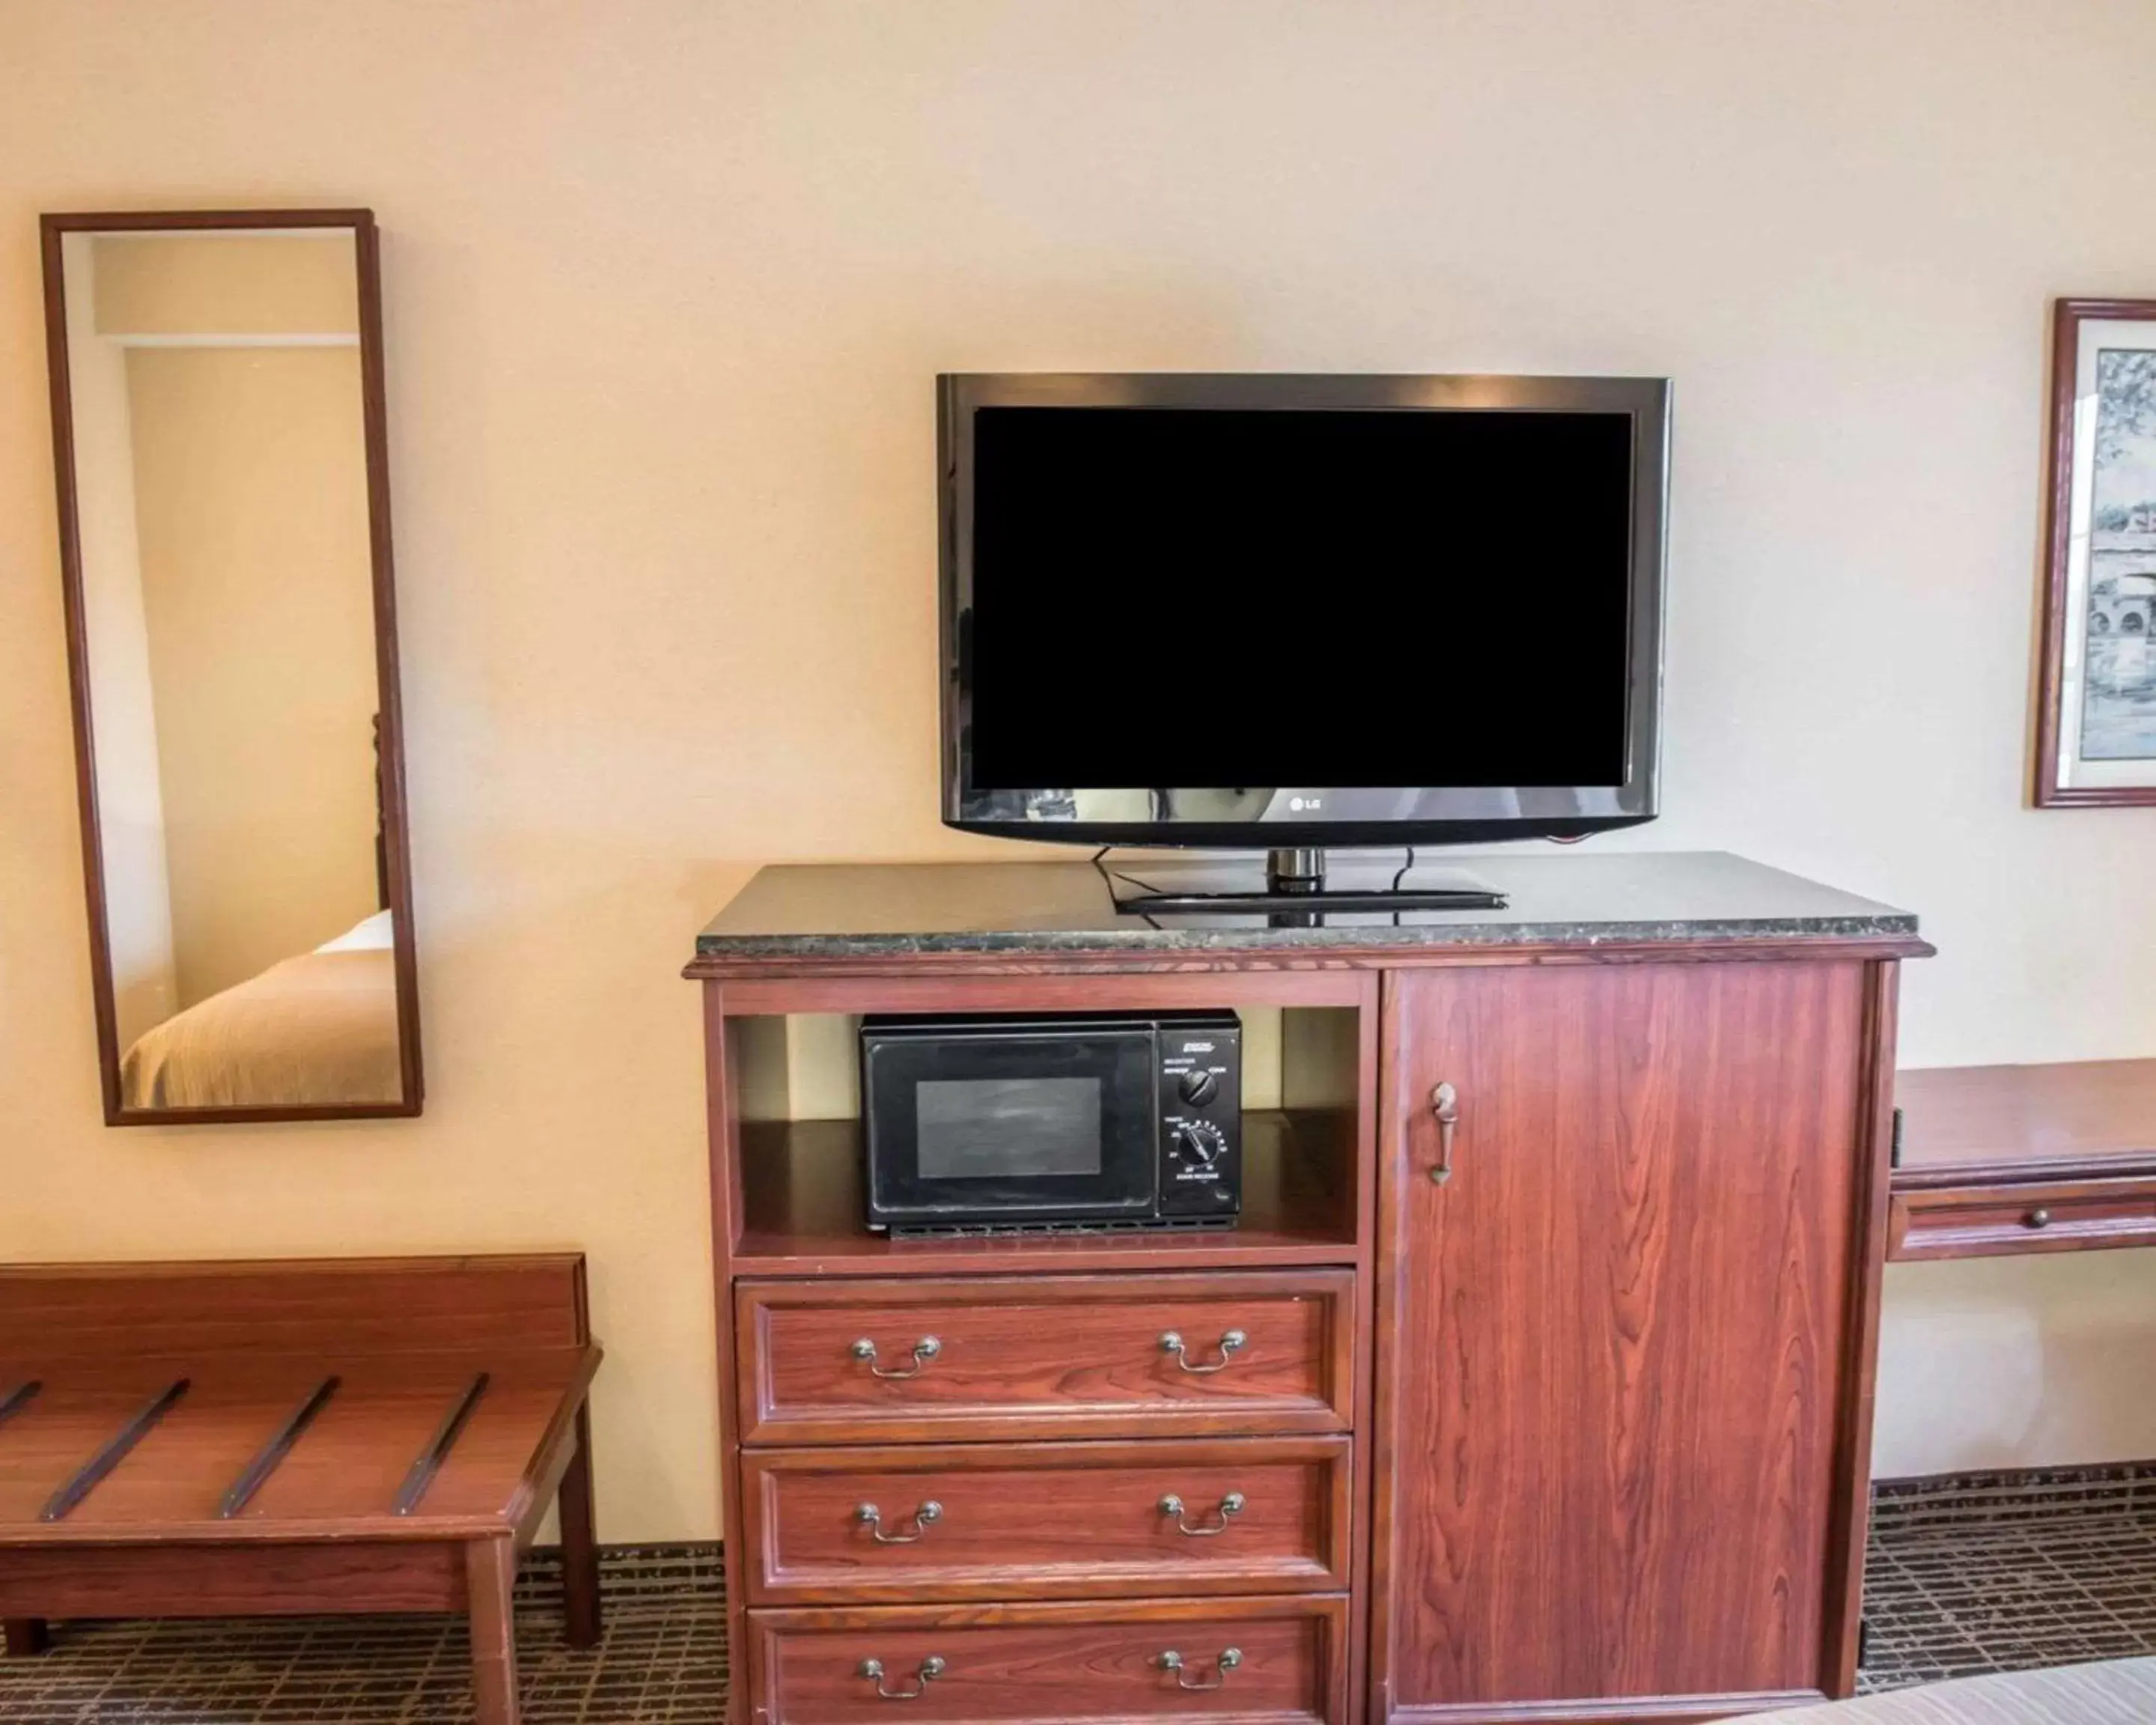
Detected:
left=126, top=341, right=380, bottom=1004
left=6, top=1, right=2156, bottom=1541
left=1874, top=1253, right=2156, bottom=1480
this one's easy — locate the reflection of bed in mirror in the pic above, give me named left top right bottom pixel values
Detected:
left=118, top=910, right=401, bottom=1110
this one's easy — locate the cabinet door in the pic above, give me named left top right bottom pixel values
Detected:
left=1377, top=961, right=1879, bottom=1720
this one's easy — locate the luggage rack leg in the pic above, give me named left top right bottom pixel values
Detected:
left=558, top=1398, right=602, bottom=1648
left=466, top=1536, right=522, bottom=1725
left=4, top=1619, right=50, bottom=1658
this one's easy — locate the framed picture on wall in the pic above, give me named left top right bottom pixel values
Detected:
left=2035, top=296, right=2156, bottom=805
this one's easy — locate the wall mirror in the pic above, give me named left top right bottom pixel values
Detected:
left=40, top=210, right=421, bottom=1122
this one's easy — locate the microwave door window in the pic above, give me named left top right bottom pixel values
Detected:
left=917, top=1077, right=1102, bottom=1178
left=862, top=1027, right=1159, bottom=1224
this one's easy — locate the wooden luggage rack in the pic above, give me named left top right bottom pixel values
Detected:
left=0, top=1255, right=603, bottom=1725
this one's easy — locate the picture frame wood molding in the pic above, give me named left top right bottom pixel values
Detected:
left=2034, top=294, right=2156, bottom=808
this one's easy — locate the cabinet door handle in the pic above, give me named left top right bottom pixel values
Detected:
left=1157, top=1648, right=1242, bottom=1691
left=853, top=1336, right=940, bottom=1379
left=859, top=1656, right=945, bottom=1700
left=856, top=1500, right=943, bottom=1544
left=1429, top=1081, right=1460, bottom=1184
left=1159, top=1490, right=1245, bottom=1535
left=1159, top=1328, right=1246, bottom=1373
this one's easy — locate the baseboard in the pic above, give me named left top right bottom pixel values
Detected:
left=1387, top=1691, right=1827, bottom=1725
left=511, top=1541, right=724, bottom=1598
left=1873, top=1458, right=2156, bottom=1495
left=519, top=1540, right=725, bottom=1567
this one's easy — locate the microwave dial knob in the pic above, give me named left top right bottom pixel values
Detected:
left=1174, top=1120, right=1228, bottom=1164
left=1177, top=1068, right=1220, bottom=1107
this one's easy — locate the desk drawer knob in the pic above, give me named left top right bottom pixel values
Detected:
left=853, top=1336, right=940, bottom=1379
left=1160, top=1328, right=1246, bottom=1373
left=859, top=1655, right=945, bottom=1700
left=2025, top=1208, right=2053, bottom=1230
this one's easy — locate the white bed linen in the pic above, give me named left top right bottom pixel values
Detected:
left=314, top=908, right=394, bottom=953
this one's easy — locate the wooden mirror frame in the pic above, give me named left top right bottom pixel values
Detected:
left=39, top=208, right=423, bottom=1124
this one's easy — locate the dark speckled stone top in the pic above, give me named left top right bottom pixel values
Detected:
left=692, top=851, right=1922, bottom=962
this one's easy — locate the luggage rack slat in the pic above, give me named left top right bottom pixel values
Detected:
left=0, top=1380, right=42, bottom=1432
left=40, top=1378, right=191, bottom=1523
left=392, top=1372, right=489, bottom=1516
left=219, top=1375, right=342, bottom=1520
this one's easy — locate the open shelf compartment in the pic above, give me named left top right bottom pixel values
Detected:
left=710, top=975, right=1375, bottom=1279
left=732, top=1106, right=1357, bottom=1274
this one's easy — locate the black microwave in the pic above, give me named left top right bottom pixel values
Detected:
left=859, top=1011, right=1242, bottom=1235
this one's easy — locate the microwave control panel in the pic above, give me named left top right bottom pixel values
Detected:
left=1157, top=1014, right=1243, bottom=1219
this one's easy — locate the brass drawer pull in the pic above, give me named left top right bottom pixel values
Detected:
left=1430, top=1082, right=1460, bottom=1184
left=2025, top=1208, right=2053, bottom=1229
left=1159, top=1490, right=1245, bottom=1535
left=856, top=1500, right=943, bottom=1544
left=859, top=1655, right=945, bottom=1700
left=1157, top=1648, right=1242, bottom=1691
left=1160, top=1328, right=1246, bottom=1373
left=853, top=1336, right=941, bottom=1379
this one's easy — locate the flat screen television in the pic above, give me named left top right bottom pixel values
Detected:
left=938, top=373, right=1669, bottom=888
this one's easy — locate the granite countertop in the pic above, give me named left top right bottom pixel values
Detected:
left=692, top=851, right=1922, bottom=961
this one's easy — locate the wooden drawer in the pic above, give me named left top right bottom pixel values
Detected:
left=1889, top=1179, right=2156, bottom=1260
left=747, top=1595, right=1347, bottom=1725
left=735, top=1271, right=1353, bottom=1445
left=740, top=1436, right=1352, bottom=1604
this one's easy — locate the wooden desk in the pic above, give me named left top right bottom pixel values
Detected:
left=1890, top=1060, right=2156, bottom=1259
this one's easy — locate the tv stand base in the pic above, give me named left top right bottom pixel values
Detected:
left=1109, top=846, right=1508, bottom=916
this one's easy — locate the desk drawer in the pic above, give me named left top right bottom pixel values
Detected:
left=735, top=1271, right=1353, bottom=1445
left=747, top=1595, right=1346, bottom=1725
left=1889, top=1181, right=2156, bottom=1260
left=740, top=1436, right=1351, bottom=1604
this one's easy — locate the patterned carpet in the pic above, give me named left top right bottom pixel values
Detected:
left=0, top=1548, right=726, bottom=1723
left=1861, top=1464, right=2156, bottom=1690
left=0, top=1465, right=2150, bottom=1721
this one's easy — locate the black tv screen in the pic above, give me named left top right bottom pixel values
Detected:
left=940, top=374, right=1667, bottom=847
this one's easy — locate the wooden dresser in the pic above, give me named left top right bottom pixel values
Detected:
left=687, top=853, right=1928, bottom=1725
